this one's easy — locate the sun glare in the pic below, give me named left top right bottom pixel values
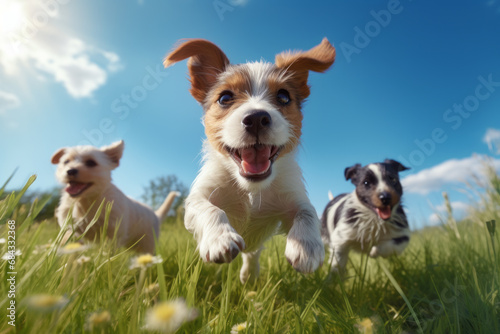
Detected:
left=0, top=2, right=25, bottom=34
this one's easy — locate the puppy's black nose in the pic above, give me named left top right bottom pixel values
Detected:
left=242, top=110, right=272, bottom=137
left=67, top=169, right=78, bottom=176
left=379, top=192, right=391, bottom=206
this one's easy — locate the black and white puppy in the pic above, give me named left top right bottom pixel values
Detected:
left=321, top=159, right=411, bottom=272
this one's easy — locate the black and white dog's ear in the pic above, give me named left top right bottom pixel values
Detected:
left=344, top=164, right=362, bottom=182
left=384, top=159, right=410, bottom=172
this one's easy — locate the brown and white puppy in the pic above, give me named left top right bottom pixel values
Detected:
left=52, top=140, right=178, bottom=254
left=164, top=38, right=335, bottom=283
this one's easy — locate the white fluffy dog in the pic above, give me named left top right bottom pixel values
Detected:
left=164, top=38, right=336, bottom=282
left=52, top=140, right=178, bottom=253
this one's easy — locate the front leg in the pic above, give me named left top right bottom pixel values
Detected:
left=369, top=235, right=410, bottom=258
left=240, top=248, right=262, bottom=284
left=55, top=199, right=75, bottom=245
left=284, top=208, right=325, bottom=273
left=55, top=197, right=70, bottom=229
left=327, top=244, right=350, bottom=274
left=185, top=194, right=245, bottom=264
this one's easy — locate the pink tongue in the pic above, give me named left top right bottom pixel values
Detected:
left=240, top=146, right=271, bottom=175
left=66, top=182, right=88, bottom=196
left=376, top=206, right=392, bottom=220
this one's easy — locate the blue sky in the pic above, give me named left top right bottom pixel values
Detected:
left=1, top=0, right=499, bottom=229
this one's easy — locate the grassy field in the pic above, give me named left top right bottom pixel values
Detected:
left=0, top=171, right=499, bottom=333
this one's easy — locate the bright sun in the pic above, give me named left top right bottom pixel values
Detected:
left=0, top=2, right=25, bottom=34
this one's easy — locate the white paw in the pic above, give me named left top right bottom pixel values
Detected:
left=199, top=227, right=245, bottom=264
left=369, top=246, right=379, bottom=258
left=285, top=236, right=325, bottom=273
left=240, top=261, right=259, bottom=284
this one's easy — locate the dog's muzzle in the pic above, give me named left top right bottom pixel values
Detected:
left=242, top=110, right=272, bottom=138
left=223, top=110, right=283, bottom=182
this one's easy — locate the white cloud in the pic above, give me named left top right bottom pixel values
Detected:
left=0, top=1, right=122, bottom=99
left=428, top=201, right=469, bottom=225
left=0, top=91, right=20, bottom=113
left=402, top=155, right=500, bottom=195
left=101, top=50, right=123, bottom=72
left=483, top=128, right=500, bottom=154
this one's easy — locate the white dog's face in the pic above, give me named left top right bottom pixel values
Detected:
left=164, top=39, right=336, bottom=191
left=51, top=141, right=124, bottom=198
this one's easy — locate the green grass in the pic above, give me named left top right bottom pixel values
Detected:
left=0, top=173, right=499, bottom=333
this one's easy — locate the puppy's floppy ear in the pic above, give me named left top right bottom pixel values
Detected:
left=275, top=38, right=335, bottom=100
left=384, top=159, right=410, bottom=172
left=101, top=140, right=124, bottom=167
left=51, top=148, right=66, bottom=164
left=164, top=39, right=230, bottom=104
left=344, top=164, right=361, bottom=183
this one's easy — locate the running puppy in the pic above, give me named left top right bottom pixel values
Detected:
left=321, top=159, right=411, bottom=272
left=52, top=140, right=178, bottom=253
left=164, top=38, right=335, bottom=283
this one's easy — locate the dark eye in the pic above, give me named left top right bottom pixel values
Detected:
left=389, top=177, right=398, bottom=184
left=364, top=180, right=371, bottom=187
left=277, top=89, right=291, bottom=105
left=85, top=159, right=97, bottom=167
left=64, top=159, right=70, bottom=165
left=218, top=91, right=234, bottom=106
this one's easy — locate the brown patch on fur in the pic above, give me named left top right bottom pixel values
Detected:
left=370, top=192, right=383, bottom=209
left=204, top=69, right=253, bottom=154
left=265, top=75, right=303, bottom=156
left=51, top=148, right=66, bottom=164
left=388, top=190, right=401, bottom=208
left=275, top=38, right=336, bottom=100
left=370, top=189, right=401, bottom=209
left=164, top=39, right=230, bottom=103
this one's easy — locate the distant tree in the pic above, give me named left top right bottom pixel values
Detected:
left=1, top=187, right=60, bottom=222
left=25, top=187, right=61, bottom=221
left=141, top=175, right=188, bottom=216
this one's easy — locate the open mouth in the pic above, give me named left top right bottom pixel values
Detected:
left=226, top=144, right=282, bottom=182
left=375, top=206, right=392, bottom=221
left=65, top=182, right=92, bottom=197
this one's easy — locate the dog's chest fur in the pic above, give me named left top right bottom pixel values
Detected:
left=323, top=192, right=407, bottom=250
left=196, top=151, right=304, bottom=252
left=209, top=180, right=296, bottom=252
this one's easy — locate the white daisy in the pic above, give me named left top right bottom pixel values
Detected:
left=354, top=316, right=381, bottom=334
left=145, top=283, right=160, bottom=295
left=231, top=321, right=248, bottom=333
left=245, top=291, right=257, bottom=300
left=144, top=299, right=197, bottom=333
left=129, top=254, right=163, bottom=270
left=23, top=294, right=69, bottom=313
left=355, top=318, right=374, bottom=334
left=76, top=255, right=91, bottom=265
left=86, top=310, right=111, bottom=330
left=57, top=242, right=90, bottom=255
